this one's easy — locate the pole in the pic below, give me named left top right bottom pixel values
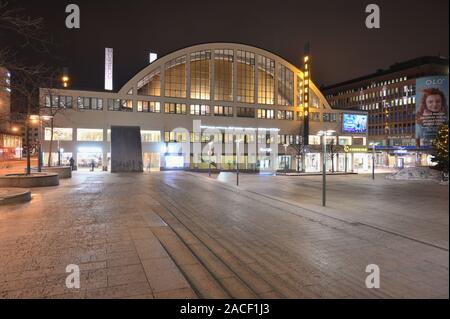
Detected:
left=58, top=140, right=61, bottom=166
left=322, top=135, right=326, bottom=207
left=38, top=119, right=42, bottom=172
left=372, top=145, right=375, bottom=180
left=25, top=122, right=31, bottom=175
left=236, top=141, right=239, bottom=186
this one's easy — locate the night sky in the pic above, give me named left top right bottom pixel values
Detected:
left=5, top=0, right=449, bottom=91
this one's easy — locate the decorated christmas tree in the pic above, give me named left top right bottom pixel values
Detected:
left=431, top=123, right=449, bottom=179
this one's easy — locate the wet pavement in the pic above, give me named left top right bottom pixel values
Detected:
left=0, top=171, right=448, bottom=298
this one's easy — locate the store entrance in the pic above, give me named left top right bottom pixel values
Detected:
left=77, top=151, right=103, bottom=171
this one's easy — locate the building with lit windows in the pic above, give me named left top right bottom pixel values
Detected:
left=39, top=43, right=369, bottom=172
left=0, top=67, right=22, bottom=160
left=323, top=56, right=449, bottom=169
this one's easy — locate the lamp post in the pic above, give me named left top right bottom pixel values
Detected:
left=236, top=139, right=242, bottom=186
left=283, top=143, right=289, bottom=173
left=318, top=130, right=335, bottom=207
left=208, top=141, right=213, bottom=178
left=370, top=142, right=378, bottom=180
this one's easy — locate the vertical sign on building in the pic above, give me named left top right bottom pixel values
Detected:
left=105, top=48, right=113, bottom=91
left=303, top=42, right=310, bottom=145
left=149, top=52, right=158, bottom=64
left=415, top=76, right=449, bottom=145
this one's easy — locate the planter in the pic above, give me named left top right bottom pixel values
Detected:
left=0, top=173, right=59, bottom=188
left=42, top=166, right=72, bottom=179
left=0, top=188, right=31, bottom=205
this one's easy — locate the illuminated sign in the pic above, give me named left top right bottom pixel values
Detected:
left=344, top=145, right=368, bottom=153
left=342, top=114, right=368, bottom=134
left=105, top=48, right=113, bottom=91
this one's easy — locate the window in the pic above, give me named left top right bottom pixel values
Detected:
left=137, top=68, right=161, bottom=96
left=257, top=108, right=275, bottom=119
left=236, top=50, right=255, bottom=103
left=165, top=56, right=186, bottom=98
left=310, top=112, right=320, bottom=121
left=77, top=129, right=103, bottom=141
left=77, top=97, right=103, bottom=110
left=214, top=106, right=233, bottom=117
left=44, top=128, right=73, bottom=141
left=278, top=65, right=294, bottom=106
left=164, top=131, right=189, bottom=143
left=190, top=51, right=211, bottom=100
left=43, top=95, right=72, bottom=108
left=257, top=55, right=275, bottom=105
left=137, top=101, right=160, bottom=113
left=108, top=99, right=132, bottom=112
left=237, top=107, right=255, bottom=118
left=141, top=130, right=161, bottom=142
left=164, top=103, right=187, bottom=115
left=277, top=110, right=294, bottom=120
left=190, top=104, right=211, bottom=116
left=214, top=49, right=233, bottom=101
left=323, top=113, right=337, bottom=122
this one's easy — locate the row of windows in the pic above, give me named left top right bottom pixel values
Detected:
left=135, top=50, right=300, bottom=106
left=327, top=76, right=409, bottom=97
left=44, top=128, right=161, bottom=142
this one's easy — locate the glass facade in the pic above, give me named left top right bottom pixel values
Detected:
left=137, top=68, right=161, bottom=96
left=214, top=49, right=234, bottom=102
left=165, top=56, right=186, bottom=98
left=236, top=50, right=255, bottom=103
left=257, top=55, right=275, bottom=105
left=278, top=64, right=294, bottom=106
left=190, top=50, right=211, bottom=100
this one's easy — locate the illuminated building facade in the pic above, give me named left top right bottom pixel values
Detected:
left=323, top=56, right=449, bottom=168
left=39, top=43, right=369, bottom=172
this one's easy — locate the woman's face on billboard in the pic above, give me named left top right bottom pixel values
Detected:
left=426, top=94, right=443, bottom=112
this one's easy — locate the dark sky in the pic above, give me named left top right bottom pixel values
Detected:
left=6, top=0, right=449, bottom=91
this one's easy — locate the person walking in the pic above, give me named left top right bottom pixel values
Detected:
left=69, top=157, right=75, bottom=171
left=90, top=159, right=95, bottom=172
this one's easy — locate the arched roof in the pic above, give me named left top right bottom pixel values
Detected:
left=118, top=42, right=331, bottom=109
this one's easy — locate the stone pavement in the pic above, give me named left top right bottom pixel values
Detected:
left=0, top=171, right=448, bottom=298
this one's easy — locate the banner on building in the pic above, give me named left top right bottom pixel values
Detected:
left=415, top=76, right=449, bottom=144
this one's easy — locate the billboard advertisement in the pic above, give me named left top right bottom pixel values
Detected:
left=342, top=114, right=368, bottom=134
left=415, top=76, right=449, bottom=144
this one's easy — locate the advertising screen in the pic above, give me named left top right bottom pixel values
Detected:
left=342, top=114, right=367, bottom=134
left=415, top=76, right=449, bottom=145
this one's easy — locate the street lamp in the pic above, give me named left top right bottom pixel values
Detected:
left=369, top=142, right=379, bottom=180
left=235, top=139, right=242, bottom=186
left=283, top=143, right=289, bottom=174
left=208, top=141, right=214, bottom=178
left=317, top=130, right=335, bottom=207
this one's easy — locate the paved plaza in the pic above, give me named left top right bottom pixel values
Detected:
left=0, top=171, right=448, bottom=298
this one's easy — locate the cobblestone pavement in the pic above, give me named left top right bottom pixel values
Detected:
left=0, top=171, right=448, bottom=299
